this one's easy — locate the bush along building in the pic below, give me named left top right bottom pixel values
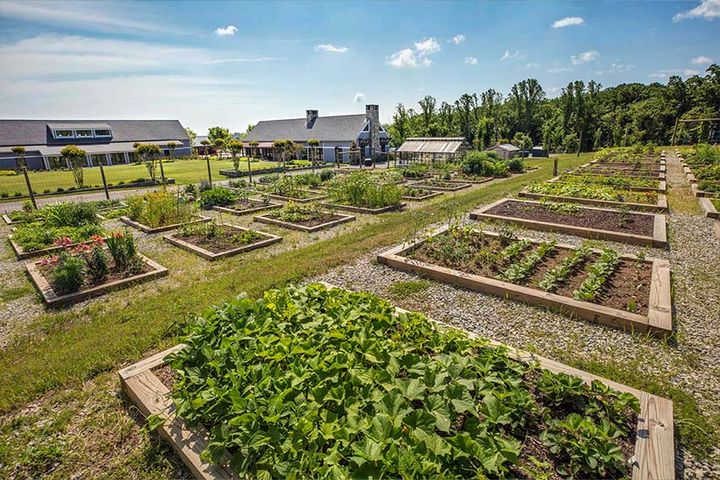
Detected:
left=242, top=105, right=390, bottom=162
left=0, top=120, right=192, bottom=171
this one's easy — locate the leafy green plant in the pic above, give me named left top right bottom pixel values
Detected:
left=166, top=284, right=637, bottom=478
left=105, top=231, right=141, bottom=273
left=198, top=187, right=238, bottom=209
left=498, top=241, right=556, bottom=283
left=573, top=249, right=621, bottom=302
left=327, top=172, right=402, bottom=208
left=125, top=191, right=197, bottom=228
left=538, top=245, right=592, bottom=292
left=51, top=252, right=84, bottom=294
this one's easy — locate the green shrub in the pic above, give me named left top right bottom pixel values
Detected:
left=461, top=151, right=511, bottom=177
left=327, top=172, right=402, bottom=208
left=199, top=187, right=238, bottom=209
left=105, top=230, right=142, bottom=273
left=125, top=191, right=196, bottom=228
left=51, top=252, right=84, bottom=294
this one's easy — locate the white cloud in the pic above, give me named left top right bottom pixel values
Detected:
left=649, top=69, right=700, bottom=78
left=0, top=0, right=174, bottom=35
left=387, top=48, right=431, bottom=68
left=414, top=37, right=441, bottom=56
left=465, top=56, right=479, bottom=65
left=552, top=16, right=586, bottom=28
left=525, top=62, right=540, bottom=68
left=354, top=92, right=365, bottom=103
left=314, top=43, right=349, bottom=53
left=547, top=66, right=573, bottom=74
left=451, top=34, right=466, bottom=45
left=214, top=25, right=238, bottom=36
left=546, top=86, right=562, bottom=95
left=610, top=63, right=635, bottom=72
left=570, top=50, right=600, bottom=65
left=691, top=55, right=714, bottom=64
left=673, top=0, right=720, bottom=21
left=500, top=49, right=524, bottom=61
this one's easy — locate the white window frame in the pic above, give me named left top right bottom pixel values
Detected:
left=93, top=129, right=112, bottom=137
left=53, top=129, right=74, bottom=139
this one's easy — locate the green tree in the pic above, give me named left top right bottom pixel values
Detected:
left=185, top=127, right=196, bottom=154
left=213, top=138, right=227, bottom=160
left=227, top=139, right=244, bottom=171
left=60, top=145, right=86, bottom=189
left=418, top=95, right=437, bottom=135
left=134, top=143, right=162, bottom=181
left=200, top=139, right=211, bottom=160
left=166, top=141, right=177, bottom=160
left=208, top=126, right=231, bottom=144
left=11, top=146, right=25, bottom=172
left=455, top=93, right=479, bottom=144
left=307, top=138, right=320, bottom=164
left=512, top=132, right=533, bottom=158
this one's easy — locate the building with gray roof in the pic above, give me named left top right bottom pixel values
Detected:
left=243, top=105, right=389, bottom=162
left=0, top=119, right=191, bottom=170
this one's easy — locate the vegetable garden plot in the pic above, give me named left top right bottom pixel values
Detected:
left=575, top=167, right=666, bottom=180
left=253, top=202, right=355, bottom=232
left=212, top=198, right=283, bottom=215
left=699, top=197, right=720, bottom=219
left=471, top=199, right=668, bottom=247
left=120, top=283, right=674, bottom=480
left=402, top=187, right=443, bottom=201
left=519, top=184, right=667, bottom=213
left=548, top=175, right=666, bottom=193
left=321, top=202, right=406, bottom=214
left=408, top=180, right=472, bottom=191
left=261, top=191, right=328, bottom=203
left=378, top=225, right=671, bottom=335
left=27, top=249, right=167, bottom=308
left=120, top=215, right=211, bottom=234
left=163, top=223, right=282, bottom=260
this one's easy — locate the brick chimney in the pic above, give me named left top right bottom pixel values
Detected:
left=365, top=104, right=380, bottom=159
left=306, top=109, right=318, bottom=129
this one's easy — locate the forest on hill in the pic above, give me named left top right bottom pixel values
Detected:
left=385, top=64, right=720, bottom=152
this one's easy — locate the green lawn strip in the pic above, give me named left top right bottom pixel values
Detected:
left=0, top=155, right=583, bottom=413
left=0, top=158, right=278, bottom=196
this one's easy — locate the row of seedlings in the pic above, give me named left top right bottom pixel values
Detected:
left=677, top=144, right=720, bottom=219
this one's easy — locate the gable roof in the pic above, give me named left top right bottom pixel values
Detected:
left=397, top=137, right=467, bottom=154
left=492, top=143, right=520, bottom=152
left=0, top=120, right=189, bottom=147
left=243, top=114, right=368, bottom=143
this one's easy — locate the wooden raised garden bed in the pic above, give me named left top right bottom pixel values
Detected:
left=253, top=211, right=355, bottom=232
left=408, top=180, right=472, bottom=191
left=377, top=226, right=672, bottom=335
left=212, top=198, right=282, bottom=216
left=8, top=235, right=96, bottom=261
left=164, top=224, right=282, bottom=260
left=27, top=253, right=167, bottom=307
left=320, top=202, right=405, bottom=214
left=262, top=192, right=328, bottom=203
left=120, top=286, right=674, bottom=480
left=699, top=197, right=720, bottom=219
left=120, top=215, right=211, bottom=234
left=450, top=174, right=494, bottom=184
left=402, top=189, right=443, bottom=201
left=690, top=183, right=720, bottom=198
left=548, top=175, right=667, bottom=193
left=518, top=189, right=668, bottom=213
left=470, top=198, right=668, bottom=247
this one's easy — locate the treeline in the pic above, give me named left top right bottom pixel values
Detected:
left=385, top=64, right=720, bottom=152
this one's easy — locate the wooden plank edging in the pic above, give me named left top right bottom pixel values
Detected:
left=320, top=202, right=406, bottom=214
left=698, top=197, right=720, bottom=219
left=518, top=190, right=668, bottom=213
left=253, top=213, right=356, bottom=232
left=163, top=225, right=282, bottom=260
left=120, top=215, right=211, bottom=234
left=212, top=200, right=283, bottom=216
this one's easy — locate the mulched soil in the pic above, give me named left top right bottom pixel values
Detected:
left=485, top=200, right=655, bottom=236
left=227, top=199, right=276, bottom=212
left=406, top=232, right=652, bottom=315
left=265, top=211, right=344, bottom=227
left=414, top=181, right=467, bottom=188
left=175, top=226, right=269, bottom=253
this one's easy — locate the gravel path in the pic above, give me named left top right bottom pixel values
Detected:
left=317, top=152, right=720, bottom=480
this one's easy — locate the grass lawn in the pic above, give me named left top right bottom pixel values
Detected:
left=0, top=157, right=278, bottom=197
left=0, top=152, right=716, bottom=478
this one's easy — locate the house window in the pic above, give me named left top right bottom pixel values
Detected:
left=94, top=129, right=112, bottom=137
left=75, top=129, right=93, bottom=137
left=53, top=130, right=74, bottom=139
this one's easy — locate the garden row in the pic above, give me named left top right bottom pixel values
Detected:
left=677, top=144, right=720, bottom=220
left=377, top=147, right=672, bottom=336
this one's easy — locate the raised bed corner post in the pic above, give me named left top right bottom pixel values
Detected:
left=247, top=157, right=253, bottom=185
left=98, top=162, right=111, bottom=200
left=22, top=165, right=37, bottom=209
left=206, top=155, right=213, bottom=187
left=553, top=157, right=558, bottom=176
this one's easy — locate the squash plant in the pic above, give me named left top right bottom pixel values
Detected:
left=167, top=284, right=638, bottom=479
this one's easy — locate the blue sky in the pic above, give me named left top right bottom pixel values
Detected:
left=0, top=0, right=718, bottom=133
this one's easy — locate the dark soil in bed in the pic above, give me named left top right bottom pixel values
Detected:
left=407, top=232, right=652, bottom=315
left=226, top=198, right=276, bottom=212
left=264, top=211, right=345, bottom=227
left=485, top=200, right=655, bottom=236
left=175, top=226, right=270, bottom=253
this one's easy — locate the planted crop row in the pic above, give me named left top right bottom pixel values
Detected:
left=572, top=249, right=622, bottom=302
left=528, top=182, right=657, bottom=204
left=499, top=240, right=556, bottom=283
left=538, top=244, right=592, bottom=292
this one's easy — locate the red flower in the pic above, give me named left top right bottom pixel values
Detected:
left=53, top=236, right=74, bottom=247
left=39, top=255, right=60, bottom=267
left=90, top=234, right=106, bottom=245
left=112, top=231, right=125, bottom=238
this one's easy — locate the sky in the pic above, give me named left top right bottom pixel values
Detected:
left=0, top=0, right=718, bottom=134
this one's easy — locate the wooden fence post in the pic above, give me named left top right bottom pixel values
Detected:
left=22, top=166, right=37, bottom=209
left=553, top=157, right=558, bottom=177
left=98, top=162, right=111, bottom=200
left=158, top=157, right=166, bottom=185
left=206, top=156, right=213, bottom=187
